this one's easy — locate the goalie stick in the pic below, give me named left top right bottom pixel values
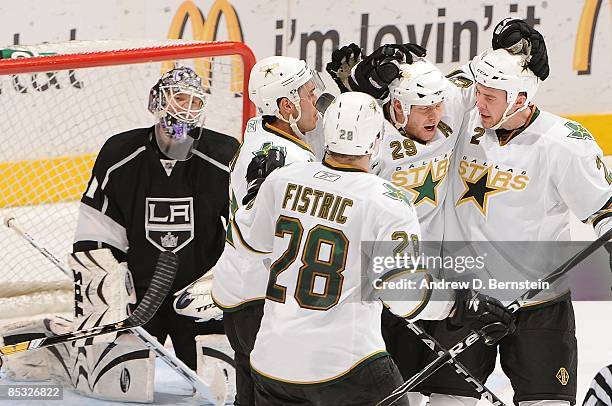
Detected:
left=2, top=216, right=227, bottom=405
left=378, top=227, right=612, bottom=406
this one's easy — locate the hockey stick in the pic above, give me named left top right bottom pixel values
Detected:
left=378, top=228, right=612, bottom=406
left=404, top=320, right=508, bottom=406
left=1, top=216, right=226, bottom=404
left=0, top=248, right=177, bottom=354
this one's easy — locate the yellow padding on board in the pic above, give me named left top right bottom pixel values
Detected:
left=0, top=113, right=609, bottom=209
left=0, top=154, right=96, bottom=208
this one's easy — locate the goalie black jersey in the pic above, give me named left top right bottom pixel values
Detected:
left=74, top=126, right=239, bottom=295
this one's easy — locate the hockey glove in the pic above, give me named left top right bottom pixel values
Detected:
left=326, top=43, right=362, bottom=93
left=492, top=18, right=549, bottom=81
left=345, top=43, right=427, bottom=100
left=606, top=242, right=612, bottom=274
left=451, top=290, right=516, bottom=345
left=242, top=146, right=286, bottom=205
left=173, top=272, right=223, bottom=322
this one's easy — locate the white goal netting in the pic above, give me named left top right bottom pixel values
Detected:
left=0, top=40, right=255, bottom=318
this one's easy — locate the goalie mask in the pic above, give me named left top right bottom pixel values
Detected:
left=148, top=67, right=208, bottom=161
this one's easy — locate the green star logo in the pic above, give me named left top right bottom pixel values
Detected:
left=383, top=183, right=412, bottom=207
left=565, top=122, right=593, bottom=140
left=409, top=164, right=443, bottom=207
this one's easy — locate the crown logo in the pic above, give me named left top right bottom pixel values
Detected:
left=161, top=232, right=178, bottom=248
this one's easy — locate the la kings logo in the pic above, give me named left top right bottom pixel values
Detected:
left=145, top=197, right=194, bottom=253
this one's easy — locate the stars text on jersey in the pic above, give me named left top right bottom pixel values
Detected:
left=390, top=154, right=451, bottom=207
left=456, top=157, right=529, bottom=216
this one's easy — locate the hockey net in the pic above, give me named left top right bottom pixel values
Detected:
left=0, top=40, right=255, bottom=321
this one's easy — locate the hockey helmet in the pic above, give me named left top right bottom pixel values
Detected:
left=323, top=92, right=385, bottom=156
left=148, top=66, right=208, bottom=161
left=388, top=58, right=448, bottom=128
left=470, top=48, right=539, bottom=129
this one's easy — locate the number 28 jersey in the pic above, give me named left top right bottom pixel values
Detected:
left=230, top=159, right=453, bottom=383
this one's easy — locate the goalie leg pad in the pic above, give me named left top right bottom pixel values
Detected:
left=69, top=249, right=136, bottom=345
left=196, top=334, right=236, bottom=405
left=0, top=315, right=72, bottom=381
left=47, top=332, right=155, bottom=403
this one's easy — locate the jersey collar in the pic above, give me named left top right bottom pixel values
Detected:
left=495, top=104, right=540, bottom=146
left=322, top=156, right=368, bottom=173
left=263, top=122, right=314, bottom=155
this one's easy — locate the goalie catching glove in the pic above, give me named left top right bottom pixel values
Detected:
left=173, top=272, right=223, bottom=322
left=450, top=290, right=516, bottom=345
left=326, top=42, right=427, bottom=99
left=492, top=18, right=549, bottom=80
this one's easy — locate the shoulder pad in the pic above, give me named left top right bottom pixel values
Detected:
left=446, top=69, right=473, bottom=89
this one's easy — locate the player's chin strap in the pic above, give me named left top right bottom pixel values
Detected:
left=389, top=100, right=409, bottom=130
left=276, top=106, right=305, bottom=139
left=490, top=99, right=530, bottom=130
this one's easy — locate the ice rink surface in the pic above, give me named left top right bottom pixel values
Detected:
left=1, top=301, right=611, bottom=405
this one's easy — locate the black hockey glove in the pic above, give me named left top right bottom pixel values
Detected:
left=326, top=43, right=362, bottom=93
left=242, top=147, right=285, bottom=205
left=450, top=290, right=516, bottom=345
left=606, top=242, right=612, bottom=274
left=327, top=43, right=427, bottom=99
left=348, top=43, right=427, bottom=100
left=492, top=18, right=549, bottom=81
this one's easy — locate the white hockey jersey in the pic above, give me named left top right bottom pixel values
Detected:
left=230, top=158, right=454, bottom=383
left=444, top=106, right=612, bottom=301
left=371, top=74, right=475, bottom=242
left=211, top=117, right=316, bottom=310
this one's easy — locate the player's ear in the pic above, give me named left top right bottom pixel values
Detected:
left=515, top=92, right=527, bottom=109
left=277, top=97, right=294, bottom=119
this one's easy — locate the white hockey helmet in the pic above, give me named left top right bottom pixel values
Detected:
left=470, top=48, right=539, bottom=129
left=388, top=58, right=448, bottom=128
left=248, top=56, right=324, bottom=116
left=323, top=92, right=385, bottom=156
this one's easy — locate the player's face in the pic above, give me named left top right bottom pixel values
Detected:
left=167, top=90, right=205, bottom=122
left=405, top=102, right=444, bottom=142
left=296, top=81, right=319, bottom=133
left=475, top=83, right=509, bottom=129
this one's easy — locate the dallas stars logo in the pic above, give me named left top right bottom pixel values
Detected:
left=260, top=63, right=280, bottom=78
left=456, top=166, right=506, bottom=216
left=564, top=122, right=593, bottom=140
left=253, top=142, right=286, bottom=158
left=383, top=183, right=412, bottom=207
left=408, top=163, right=443, bottom=207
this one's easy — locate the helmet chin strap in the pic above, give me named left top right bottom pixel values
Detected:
left=490, top=97, right=529, bottom=130
left=276, top=105, right=305, bottom=139
left=390, top=102, right=408, bottom=130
